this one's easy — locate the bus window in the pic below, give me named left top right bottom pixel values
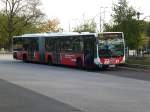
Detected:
left=30, top=38, right=38, bottom=51
left=13, top=38, right=23, bottom=51
left=45, top=38, right=55, bottom=52
left=72, top=36, right=83, bottom=52
left=61, top=37, right=72, bottom=52
left=66, top=39, right=72, bottom=51
left=56, top=38, right=61, bottom=51
left=23, top=38, right=29, bottom=51
left=60, top=39, right=65, bottom=51
left=84, top=36, right=95, bottom=54
left=23, top=38, right=38, bottom=52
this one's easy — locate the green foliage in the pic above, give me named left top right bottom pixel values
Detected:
left=112, top=0, right=136, bottom=25
left=146, top=23, right=150, bottom=37
left=0, top=13, right=8, bottom=48
left=148, top=40, right=150, bottom=49
left=73, top=19, right=96, bottom=33
left=0, top=13, right=38, bottom=48
left=146, top=23, right=150, bottom=48
left=127, top=57, right=150, bottom=66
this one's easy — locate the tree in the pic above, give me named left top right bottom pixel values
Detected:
left=146, top=22, right=150, bottom=48
left=110, top=0, right=138, bottom=49
left=0, top=13, right=8, bottom=48
left=73, top=19, right=96, bottom=33
left=112, top=0, right=136, bottom=25
left=38, top=18, right=61, bottom=32
left=0, top=0, right=44, bottom=49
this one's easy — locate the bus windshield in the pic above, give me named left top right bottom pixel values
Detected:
left=98, top=33, right=124, bottom=58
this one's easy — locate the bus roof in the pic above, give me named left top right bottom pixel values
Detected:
left=13, top=32, right=123, bottom=38
left=100, top=32, right=123, bottom=34
left=14, top=32, right=96, bottom=38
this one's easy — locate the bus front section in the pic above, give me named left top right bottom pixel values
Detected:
left=94, top=32, right=125, bottom=68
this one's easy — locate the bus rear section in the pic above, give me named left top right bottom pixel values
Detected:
left=13, top=37, right=23, bottom=60
left=13, top=36, right=44, bottom=63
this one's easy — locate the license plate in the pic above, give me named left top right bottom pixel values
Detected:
left=109, top=65, right=116, bottom=67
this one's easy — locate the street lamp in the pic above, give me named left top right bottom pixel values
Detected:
left=99, top=7, right=108, bottom=32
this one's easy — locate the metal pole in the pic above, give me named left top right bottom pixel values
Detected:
left=99, top=7, right=103, bottom=32
left=99, top=7, right=108, bottom=32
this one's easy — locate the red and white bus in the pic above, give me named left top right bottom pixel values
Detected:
left=13, top=32, right=125, bottom=69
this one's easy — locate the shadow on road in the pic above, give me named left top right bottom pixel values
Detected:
left=0, top=79, right=81, bottom=112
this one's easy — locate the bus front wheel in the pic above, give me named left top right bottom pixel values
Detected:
left=76, top=58, right=82, bottom=69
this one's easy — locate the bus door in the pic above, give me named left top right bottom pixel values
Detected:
left=54, top=38, right=61, bottom=64
left=84, top=36, right=95, bottom=65
left=27, top=37, right=39, bottom=61
left=39, top=37, right=45, bottom=63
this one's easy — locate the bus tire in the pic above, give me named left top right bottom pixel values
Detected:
left=47, top=56, right=52, bottom=65
left=23, top=54, right=27, bottom=62
left=76, top=58, right=82, bottom=69
left=85, top=64, right=94, bottom=71
left=13, top=52, right=17, bottom=59
left=100, top=65, right=108, bottom=70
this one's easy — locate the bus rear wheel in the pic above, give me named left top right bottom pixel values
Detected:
left=47, top=56, right=52, bottom=65
left=13, top=52, right=17, bottom=59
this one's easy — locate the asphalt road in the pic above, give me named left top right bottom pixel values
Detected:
left=0, top=54, right=150, bottom=112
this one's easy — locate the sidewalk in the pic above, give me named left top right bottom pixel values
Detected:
left=119, top=63, right=150, bottom=73
left=120, top=56, right=150, bottom=72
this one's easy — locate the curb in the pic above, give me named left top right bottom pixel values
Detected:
left=118, top=66, right=150, bottom=73
left=0, top=53, right=12, bottom=55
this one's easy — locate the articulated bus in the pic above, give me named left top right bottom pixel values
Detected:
left=13, top=32, right=125, bottom=69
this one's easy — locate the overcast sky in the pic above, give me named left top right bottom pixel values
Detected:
left=0, top=0, right=149, bottom=31
left=41, top=0, right=150, bottom=31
